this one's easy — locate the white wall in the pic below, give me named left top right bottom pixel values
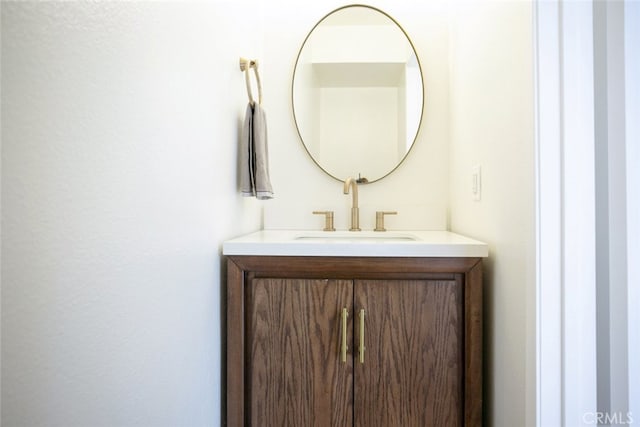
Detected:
left=2, top=1, right=538, bottom=426
left=448, top=1, right=535, bottom=426
left=262, top=0, right=451, bottom=232
left=1, top=2, right=263, bottom=426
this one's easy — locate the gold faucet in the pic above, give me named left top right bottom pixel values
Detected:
left=343, top=177, right=361, bottom=231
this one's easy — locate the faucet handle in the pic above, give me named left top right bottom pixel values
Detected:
left=374, top=211, right=397, bottom=232
left=312, top=211, right=336, bottom=231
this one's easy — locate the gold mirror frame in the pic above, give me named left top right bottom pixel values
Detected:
left=291, top=4, right=425, bottom=183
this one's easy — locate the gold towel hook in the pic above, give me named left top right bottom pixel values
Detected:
left=239, top=57, right=263, bottom=105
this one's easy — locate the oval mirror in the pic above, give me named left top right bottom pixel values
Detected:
left=292, top=5, right=424, bottom=183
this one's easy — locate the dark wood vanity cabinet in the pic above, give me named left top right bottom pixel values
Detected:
left=226, top=256, right=482, bottom=427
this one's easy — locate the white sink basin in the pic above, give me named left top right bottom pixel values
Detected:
left=223, top=230, right=488, bottom=258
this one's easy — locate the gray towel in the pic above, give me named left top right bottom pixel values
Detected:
left=240, top=102, right=274, bottom=199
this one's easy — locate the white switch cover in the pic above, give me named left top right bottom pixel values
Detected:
left=472, top=165, right=481, bottom=201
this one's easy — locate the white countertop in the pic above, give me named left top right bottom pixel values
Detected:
left=222, top=230, right=488, bottom=258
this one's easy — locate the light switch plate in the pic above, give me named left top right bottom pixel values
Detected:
left=472, top=165, right=481, bottom=201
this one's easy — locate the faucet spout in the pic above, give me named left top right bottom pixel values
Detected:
left=343, top=177, right=361, bottom=231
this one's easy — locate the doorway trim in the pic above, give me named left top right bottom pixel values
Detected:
left=534, top=1, right=598, bottom=426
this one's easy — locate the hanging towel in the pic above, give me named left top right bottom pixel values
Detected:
left=240, top=102, right=274, bottom=199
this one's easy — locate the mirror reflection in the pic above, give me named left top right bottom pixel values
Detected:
left=292, top=5, right=424, bottom=183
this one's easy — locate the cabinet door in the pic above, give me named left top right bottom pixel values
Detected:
left=354, top=279, right=464, bottom=427
left=246, top=278, right=353, bottom=426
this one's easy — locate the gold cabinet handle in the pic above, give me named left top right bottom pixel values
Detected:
left=358, top=309, right=365, bottom=364
left=341, top=308, right=349, bottom=362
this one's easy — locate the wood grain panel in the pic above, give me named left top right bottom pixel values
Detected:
left=226, top=256, right=483, bottom=426
left=228, top=256, right=480, bottom=277
left=354, top=279, right=464, bottom=427
left=465, top=262, right=483, bottom=426
left=246, top=278, right=353, bottom=426
left=226, top=259, right=244, bottom=427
